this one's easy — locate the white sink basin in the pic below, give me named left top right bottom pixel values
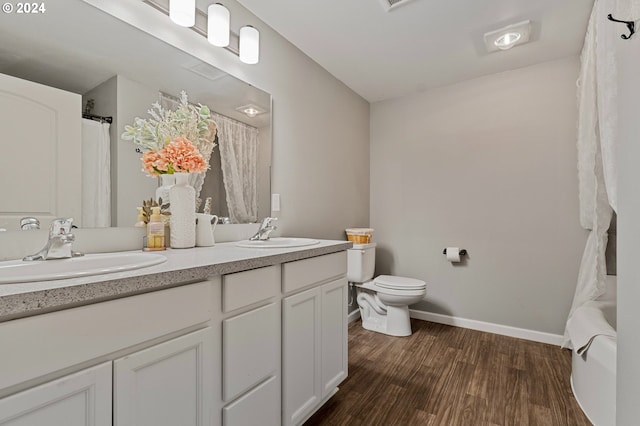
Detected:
left=235, top=238, right=320, bottom=249
left=0, top=252, right=167, bottom=284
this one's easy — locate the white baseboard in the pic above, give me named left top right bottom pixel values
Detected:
left=348, top=309, right=361, bottom=323
left=409, top=309, right=563, bottom=346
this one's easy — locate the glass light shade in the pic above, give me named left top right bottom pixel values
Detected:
left=494, top=32, right=522, bottom=50
left=208, top=3, right=230, bottom=47
left=169, top=0, right=195, bottom=27
left=239, top=25, right=260, bottom=65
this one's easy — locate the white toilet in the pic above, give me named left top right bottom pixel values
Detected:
left=348, top=243, right=426, bottom=337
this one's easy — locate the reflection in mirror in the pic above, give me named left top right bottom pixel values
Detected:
left=0, top=0, right=271, bottom=230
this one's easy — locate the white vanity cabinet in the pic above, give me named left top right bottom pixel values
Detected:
left=0, top=279, right=216, bottom=425
left=0, top=326, right=216, bottom=426
left=0, top=362, right=112, bottom=426
left=0, top=246, right=350, bottom=426
left=282, top=252, right=348, bottom=426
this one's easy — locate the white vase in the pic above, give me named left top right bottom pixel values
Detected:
left=155, top=174, right=175, bottom=207
left=169, top=173, right=196, bottom=248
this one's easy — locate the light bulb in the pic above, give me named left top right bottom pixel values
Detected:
left=494, top=32, right=522, bottom=50
left=243, top=107, right=259, bottom=118
left=208, top=3, right=230, bottom=47
left=239, top=25, right=260, bottom=65
left=169, top=0, right=195, bottom=27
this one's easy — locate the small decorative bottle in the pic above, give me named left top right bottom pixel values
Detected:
left=146, top=206, right=165, bottom=250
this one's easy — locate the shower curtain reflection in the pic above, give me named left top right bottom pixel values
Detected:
left=81, top=118, right=111, bottom=227
left=215, top=113, right=259, bottom=224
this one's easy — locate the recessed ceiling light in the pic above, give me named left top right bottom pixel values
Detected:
left=236, top=103, right=265, bottom=118
left=484, top=20, right=531, bottom=53
left=494, top=32, right=522, bottom=50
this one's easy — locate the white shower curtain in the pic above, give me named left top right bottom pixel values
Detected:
left=215, top=113, right=259, bottom=224
left=563, top=0, right=618, bottom=348
left=81, top=119, right=111, bottom=227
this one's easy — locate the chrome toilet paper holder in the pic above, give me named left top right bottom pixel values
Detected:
left=442, top=248, right=467, bottom=256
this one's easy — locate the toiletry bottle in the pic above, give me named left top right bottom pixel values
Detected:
left=147, top=206, right=165, bottom=249
left=134, top=207, right=146, bottom=228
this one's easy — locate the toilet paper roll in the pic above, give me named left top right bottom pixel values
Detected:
left=446, top=247, right=461, bottom=263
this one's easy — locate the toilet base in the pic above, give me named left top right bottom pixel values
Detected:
left=385, top=305, right=413, bottom=336
left=357, top=289, right=414, bottom=337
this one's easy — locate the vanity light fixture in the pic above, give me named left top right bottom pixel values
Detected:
left=207, top=3, right=230, bottom=47
left=169, top=0, right=195, bottom=27
left=239, top=25, right=260, bottom=64
left=483, top=20, right=531, bottom=53
left=145, top=0, right=261, bottom=64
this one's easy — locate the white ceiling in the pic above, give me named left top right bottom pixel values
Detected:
left=236, top=0, right=594, bottom=102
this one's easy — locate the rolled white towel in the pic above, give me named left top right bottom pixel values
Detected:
left=567, top=303, right=616, bottom=356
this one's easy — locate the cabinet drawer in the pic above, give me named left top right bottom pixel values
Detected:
left=223, top=376, right=279, bottom=426
left=282, top=252, right=347, bottom=294
left=223, top=303, right=279, bottom=401
left=222, top=265, right=280, bottom=312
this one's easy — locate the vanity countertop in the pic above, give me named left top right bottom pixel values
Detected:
left=0, top=239, right=352, bottom=323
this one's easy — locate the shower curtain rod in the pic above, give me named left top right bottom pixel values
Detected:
left=82, top=113, right=113, bottom=124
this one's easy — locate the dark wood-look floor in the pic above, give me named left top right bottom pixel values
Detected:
left=305, top=319, right=590, bottom=426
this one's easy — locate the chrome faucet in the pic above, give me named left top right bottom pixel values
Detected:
left=249, top=217, right=278, bottom=241
left=20, top=217, right=40, bottom=230
left=23, top=218, right=84, bottom=261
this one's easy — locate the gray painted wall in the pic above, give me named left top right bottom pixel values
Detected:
left=370, top=57, right=586, bottom=335
left=616, top=31, right=640, bottom=425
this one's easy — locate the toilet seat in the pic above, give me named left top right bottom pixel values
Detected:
left=374, top=275, right=426, bottom=291
left=357, top=276, right=426, bottom=298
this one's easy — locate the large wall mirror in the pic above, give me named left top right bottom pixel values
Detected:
left=0, top=0, right=271, bottom=230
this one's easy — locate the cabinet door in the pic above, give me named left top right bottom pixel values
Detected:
left=321, top=278, right=348, bottom=398
left=114, top=328, right=215, bottom=426
left=0, top=362, right=111, bottom=426
left=282, top=287, right=322, bottom=426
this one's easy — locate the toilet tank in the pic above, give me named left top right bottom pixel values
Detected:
left=347, top=243, right=376, bottom=283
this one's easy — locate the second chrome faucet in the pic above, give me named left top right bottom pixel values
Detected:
left=249, top=217, right=278, bottom=241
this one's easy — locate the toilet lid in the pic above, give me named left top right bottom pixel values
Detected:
left=374, top=275, right=426, bottom=290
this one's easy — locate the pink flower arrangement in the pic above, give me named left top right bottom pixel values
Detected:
left=141, top=137, right=207, bottom=176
